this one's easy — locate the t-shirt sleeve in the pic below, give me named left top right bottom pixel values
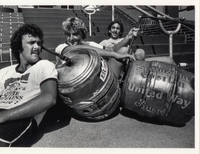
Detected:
left=0, top=66, right=14, bottom=96
left=99, top=40, right=106, bottom=46
left=37, top=60, right=58, bottom=84
left=0, top=75, right=3, bottom=96
left=55, top=44, right=68, bottom=55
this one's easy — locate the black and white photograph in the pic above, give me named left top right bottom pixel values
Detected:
left=0, top=0, right=199, bottom=154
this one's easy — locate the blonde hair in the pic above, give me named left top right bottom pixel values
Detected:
left=62, top=17, right=88, bottom=39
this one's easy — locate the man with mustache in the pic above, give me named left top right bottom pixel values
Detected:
left=0, top=24, right=58, bottom=147
left=100, top=20, right=125, bottom=48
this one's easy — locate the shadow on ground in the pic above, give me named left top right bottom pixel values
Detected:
left=31, top=98, right=72, bottom=145
left=29, top=99, right=188, bottom=146
left=70, top=106, right=121, bottom=123
left=120, top=108, right=186, bottom=127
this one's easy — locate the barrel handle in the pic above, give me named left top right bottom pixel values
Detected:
left=118, top=36, right=136, bottom=87
left=42, top=46, right=71, bottom=64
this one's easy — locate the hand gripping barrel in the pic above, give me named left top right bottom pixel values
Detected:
left=121, top=60, right=194, bottom=125
left=56, top=48, right=121, bottom=120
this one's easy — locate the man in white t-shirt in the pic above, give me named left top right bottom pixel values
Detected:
left=100, top=20, right=124, bottom=48
left=0, top=24, right=58, bottom=147
left=99, top=20, right=146, bottom=76
left=55, top=17, right=176, bottom=78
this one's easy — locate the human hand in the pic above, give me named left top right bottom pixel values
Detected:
left=126, top=27, right=140, bottom=40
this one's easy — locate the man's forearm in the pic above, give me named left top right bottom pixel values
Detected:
left=63, top=45, right=117, bottom=58
left=0, top=92, right=56, bottom=124
left=112, top=37, right=130, bottom=52
left=112, top=27, right=139, bottom=52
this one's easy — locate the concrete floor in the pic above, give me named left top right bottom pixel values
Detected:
left=30, top=99, right=196, bottom=153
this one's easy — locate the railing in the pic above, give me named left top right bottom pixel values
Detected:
left=113, top=6, right=137, bottom=26
left=0, top=11, right=24, bottom=67
left=130, top=5, right=191, bottom=58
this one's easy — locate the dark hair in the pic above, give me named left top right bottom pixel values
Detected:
left=10, top=24, right=44, bottom=63
left=107, top=20, right=124, bottom=38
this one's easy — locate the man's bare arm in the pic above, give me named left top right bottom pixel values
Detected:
left=112, top=27, right=139, bottom=52
left=62, top=45, right=134, bottom=60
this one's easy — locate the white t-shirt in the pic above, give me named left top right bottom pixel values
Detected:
left=0, top=60, right=58, bottom=124
left=100, top=38, right=124, bottom=48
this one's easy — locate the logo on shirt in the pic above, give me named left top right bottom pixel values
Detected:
left=0, top=73, right=30, bottom=107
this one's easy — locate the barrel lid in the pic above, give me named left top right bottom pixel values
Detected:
left=57, top=49, right=97, bottom=84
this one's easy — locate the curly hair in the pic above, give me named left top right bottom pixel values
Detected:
left=107, top=20, right=124, bottom=38
left=10, top=24, right=44, bottom=63
left=62, top=17, right=88, bottom=39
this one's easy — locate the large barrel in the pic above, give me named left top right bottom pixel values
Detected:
left=121, top=60, right=194, bottom=125
left=56, top=48, right=120, bottom=120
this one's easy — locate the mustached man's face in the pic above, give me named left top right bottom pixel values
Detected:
left=109, top=23, right=121, bottom=39
left=64, top=29, right=82, bottom=46
left=20, top=34, right=42, bottom=64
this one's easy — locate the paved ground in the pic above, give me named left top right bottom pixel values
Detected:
left=28, top=98, right=197, bottom=153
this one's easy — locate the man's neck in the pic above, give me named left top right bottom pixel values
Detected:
left=16, top=63, right=32, bottom=73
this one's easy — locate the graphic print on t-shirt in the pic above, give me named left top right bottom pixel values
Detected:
left=0, top=73, right=30, bottom=108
